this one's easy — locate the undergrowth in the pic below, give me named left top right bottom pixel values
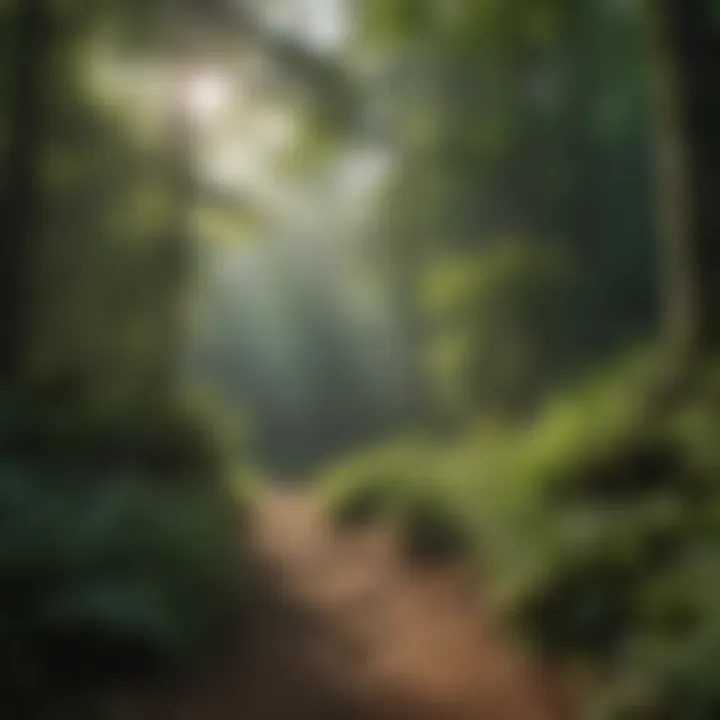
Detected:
left=0, top=391, right=247, bottom=716
left=319, top=351, right=720, bottom=717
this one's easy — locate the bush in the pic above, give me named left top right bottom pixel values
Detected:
left=0, top=459, right=244, bottom=713
left=398, top=489, right=472, bottom=563
left=334, top=475, right=398, bottom=526
left=0, top=385, right=236, bottom=485
left=319, top=440, right=474, bottom=563
left=420, top=239, right=579, bottom=418
left=319, top=353, right=720, bottom=717
left=484, top=358, right=720, bottom=718
left=319, top=440, right=430, bottom=527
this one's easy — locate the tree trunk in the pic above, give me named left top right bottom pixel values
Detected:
left=147, top=46, right=198, bottom=403
left=653, top=1, right=720, bottom=374
left=0, top=0, right=53, bottom=387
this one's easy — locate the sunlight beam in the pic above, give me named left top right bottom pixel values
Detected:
left=183, top=70, right=234, bottom=129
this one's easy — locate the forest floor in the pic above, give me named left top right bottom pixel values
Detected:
left=150, top=488, right=577, bottom=720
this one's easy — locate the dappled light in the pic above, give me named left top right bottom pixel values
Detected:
left=182, top=71, right=234, bottom=129
left=1, top=0, right=720, bottom=718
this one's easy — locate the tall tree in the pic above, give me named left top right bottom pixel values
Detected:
left=0, top=0, right=53, bottom=386
left=654, top=1, right=720, bottom=373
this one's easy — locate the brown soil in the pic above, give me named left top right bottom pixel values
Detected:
left=145, top=488, right=577, bottom=720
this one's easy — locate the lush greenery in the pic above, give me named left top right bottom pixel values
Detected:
left=3, top=0, right=720, bottom=716
left=0, top=468, right=241, bottom=695
left=0, top=2, right=257, bottom=712
left=315, top=1, right=720, bottom=715
left=320, top=353, right=720, bottom=717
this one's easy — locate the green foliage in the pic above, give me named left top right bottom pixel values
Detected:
left=0, top=387, right=234, bottom=486
left=422, top=239, right=578, bottom=417
left=480, top=361, right=720, bottom=718
left=0, top=462, right=242, bottom=707
left=501, top=351, right=667, bottom=503
left=360, top=0, right=658, bottom=423
left=320, top=441, right=423, bottom=527
left=333, top=476, right=397, bottom=527
left=318, top=353, right=720, bottom=715
left=398, top=487, right=471, bottom=563
left=320, top=439, right=472, bottom=561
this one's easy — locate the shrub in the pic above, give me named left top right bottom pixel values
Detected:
left=334, top=475, right=398, bottom=526
left=0, top=386, right=246, bottom=717
left=0, top=467, right=242, bottom=697
left=0, top=385, right=236, bottom=485
left=319, top=440, right=474, bottom=563
left=484, top=358, right=720, bottom=718
left=320, top=440, right=431, bottom=527
left=398, top=489, right=472, bottom=563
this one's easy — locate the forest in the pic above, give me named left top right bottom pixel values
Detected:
left=1, top=0, right=719, bottom=718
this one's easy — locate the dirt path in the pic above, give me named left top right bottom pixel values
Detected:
left=154, top=488, right=575, bottom=720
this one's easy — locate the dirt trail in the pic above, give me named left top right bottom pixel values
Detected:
left=154, top=488, right=575, bottom=720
